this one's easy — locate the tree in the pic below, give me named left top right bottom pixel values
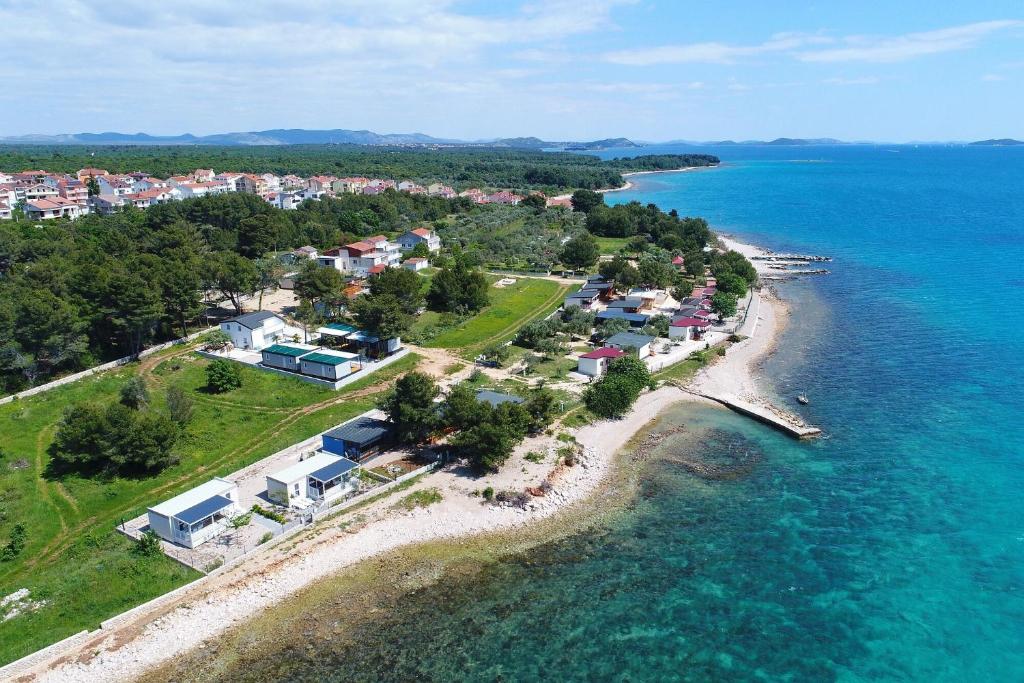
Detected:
left=711, top=291, right=738, bottom=318
left=158, top=256, right=204, bottom=336
left=442, top=383, right=488, bottom=432
left=427, top=263, right=489, bottom=313
left=716, top=273, right=748, bottom=298
left=119, top=376, right=149, bottom=410
left=627, top=235, right=650, bottom=254
left=292, top=260, right=345, bottom=313
left=409, top=241, right=431, bottom=259
left=515, top=319, right=559, bottom=349
left=206, top=359, right=242, bottom=393
left=450, top=400, right=531, bottom=472
left=684, top=250, right=705, bottom=278
left=102, top=269, right=164, bottom=355
left=644, top=314, right=670, bottom=338
left=350, top=293, right=413, bottom=340
left=368, top=266, right=424, bottom=316
left=524, top=388, right=557, bottom=432
left=559, top=233, right=600, bottom=270
left=481, top=342, right=512, bottom=367
left=608, top=355, right=652, bottom=392
left=208, top=252, right=259, bottom=314
left=86, top=176, right=100, bottom=197
left=637, top=257, right=674, bottom=289
left=378, top=371, right=440, bottom=444
left=521, top=193, right=547, bottom=210
left=294, top=299, right=323, bottom=344
left=166, top=384, right=194, bottom=427
left=254, top=257, right=285, bottom=311
left=562, top=306, right=596, bottom=340
left=584, top=373, right=641, bottom=419
left=597, top=318, right=631, bottom=339
left=570, top=189, right=604, bottom=214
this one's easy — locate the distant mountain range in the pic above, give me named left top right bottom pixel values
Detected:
left=0, top=129, right=1018, bottom=148
left=0, top=128, right=640, bottom=150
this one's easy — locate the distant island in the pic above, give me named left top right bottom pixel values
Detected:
left=968, top=138, right=1024, bottom=146
left=0, top=128, right=641, bottom=150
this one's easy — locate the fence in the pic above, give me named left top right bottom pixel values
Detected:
left=0, top=326, right=217, bottom=407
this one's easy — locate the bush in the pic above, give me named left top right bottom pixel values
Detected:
left=258, top=531, right=274, bottom=545
left=119, top=377, right=149, bottom=410
left=132, top=530, right=163, bottom=557
left=206, top=359, right=242, bottom=393
left=251, top=504, right=286, bottom=524
left=166, top=384, right=194, bottom=427
left=716, top=346, right=727, bottom=356
left=1, top=523, right=26, bottom=562
left=524, top=451, right=544, bottom=463
left=584, top=374, right=641, bottom=419
left=482, top=486, right=495, bottom=501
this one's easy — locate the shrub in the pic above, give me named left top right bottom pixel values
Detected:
left=251, top=504, right=286, bottom=524
left=524, top=451, right=544, bottom=463
left=1, top=523, right=26, bottom=562
left=119, top=376, right=149, bottom=409
left=230, top=513, right=253, bottom=529
left=166, top=384, right=194, bottom=427
left=258, top=532, right=274, bottom=545
left=482, top=486, right=495, bottom=501
left=395, top=488, right=443, bottom=510
left=132, top=530, right=163, bottom=557
left=206, top=359, right=242, bottom=393
left=716, top=346, right=727, bottom=356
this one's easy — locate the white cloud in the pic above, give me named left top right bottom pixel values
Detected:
left=822, top=76, right=880, bottom=85
left=604, top=33, right=830, bottom=65
left=798, top=20, right=1023, bottom=63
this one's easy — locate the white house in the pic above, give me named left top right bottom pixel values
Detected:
left=603, top=332, right=655, bottom=359
left=146, top=478, right=240, bottom=548
left=577, top=347, right=626, bottom=378
left=220, top=311, right=287, bottom=351
left=669, top=317, right=711, bottom=341
left=0, top=200, right=12, bottom=220
left=266, top=452, right=361, bottom=508
left=96, top=176, right=135, bottom=196
left=24, top=197, right=82, bottom=220
left=397, top=227, right=441, bottom=253
left=402, top=257, right=429, bottom=271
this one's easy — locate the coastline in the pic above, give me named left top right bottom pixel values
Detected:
left=18, top=236, right=788, bottom=683
left=550, top=164, right=710, bottom=202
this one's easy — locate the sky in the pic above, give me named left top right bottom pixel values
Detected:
left=1, top=0, right=1022, bottom=141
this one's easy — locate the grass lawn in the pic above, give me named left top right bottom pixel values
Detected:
left=425, top=277, right=576, bottom=357
left=595, top=236, right=630, bottom=254
left=0, top=350, right=417, bottom=665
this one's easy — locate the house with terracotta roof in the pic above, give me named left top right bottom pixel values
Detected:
left=485, top=190, right=522, bottom=205
left=76, top=168, right=109, bottom=182
left=89, top=194, right=128, bottom=215
left=97, top=176, right=135, bottom=196
left=21, top=183, right=59, bottom=201
left=402, top=257, right=429, bottom=271
left=57, top=178, right=89, bottom=206
left=459, top=188, right=487, bottom=203
left=133, top=177, right=169, bottom=192
left=193, top=169, right=215, bottom=182
left=214, top=173, right=244, bottom=192
left=24, top=197, right=82, bottom=220
left=0, top=200, right=12, bottom=220
left=236, top=174, right=269, bottom=195
left=281, top=174, right=306, bottom=190
left=577, top=347, right=626, bottom=378
left=427, top=183, right=456, bottom=198
left=397, top=227, right=441, bottom=253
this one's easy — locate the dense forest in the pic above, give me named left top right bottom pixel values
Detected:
left=0, top=145, right=718, bottom=192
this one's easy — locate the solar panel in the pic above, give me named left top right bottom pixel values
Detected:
left=174, top=495, right=233, bottom=525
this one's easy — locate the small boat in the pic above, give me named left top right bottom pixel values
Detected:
left=797, top=395, right=809, bottom=405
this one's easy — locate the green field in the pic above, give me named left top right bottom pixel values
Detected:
left=423, top=277, right=575, bottom=356
left=0, top=350, right=418, bottom=665
left=595, top=236, right=630, bottom=254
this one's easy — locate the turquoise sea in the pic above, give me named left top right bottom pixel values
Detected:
left=196, top=146, right=1024, bottom=681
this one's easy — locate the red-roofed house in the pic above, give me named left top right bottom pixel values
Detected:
left=235, top=174, right=269, bottom=195
left=402, top=257, right=429, bottom=272
left=76, top=168, right=109, bottom=182
left=367, top=264, right=388, bottom=276
left=577, top=347, right=626, bottom=378
left=24, top=197, right=82, bottom=220
left=485, top=190, right=522, bottom=205
left=0, top=200, right=12, bottom=220
left=669, top=317, right=711, bottom=341
left=671, top=255, right=685, bottom=270
left=193, top=169, right=215, bottom=182
left=397, top=227, right=441, bottom=253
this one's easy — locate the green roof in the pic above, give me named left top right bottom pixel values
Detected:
left=301, top=352, right=355, bottom=367
left=263, top=344, right=314, bottom=358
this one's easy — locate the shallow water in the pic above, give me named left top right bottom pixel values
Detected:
left=170, top=146, right=1024, bottom=681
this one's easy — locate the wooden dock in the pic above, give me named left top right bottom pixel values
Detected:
left=697, top=391, right=822, bottom=439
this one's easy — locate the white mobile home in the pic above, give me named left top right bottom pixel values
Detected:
left=299, top=349, right=360, bottom=381
left=146, top=478, right=239, bottom=548
left=266, top=452, right=361, bottom=508
left=260, top=343, right=319, bottom=372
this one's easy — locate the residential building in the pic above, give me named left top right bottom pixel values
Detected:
left=281, top=174, right=306, bottom=190
left=214, top=173, right=244, bottom=192
left=57, top=179, right=89, bottom=206
left=0, top=200, right=11, bottom=220
left=260, top=343, right=320, bottom=372
left=146, top=478, right=239, bottom=549
left=669, top=317, right=711, bottom=341
left=485, top=190, right=521, bottom=205
left=235, top=174, right=268, bottom=195
left=96, top=176, right=135, bottom=196
left=306, top=175, right=337, bottom=193
left=76, top=168, right=109, bottom=182
left=606, top=297, right=645, bottom=313
left=364, top=235, right=403, bottom=266
left=220, top=311, right=287, bottom=351
left=564, top=290, right=600, bottom=310
left=332, top=176, right=369, bottom=193
left=293, top=245, right=318, bottom=260
left=459, top=188, right=487, bottom=203
left=397, top=227, right=441, bottom=253
left=577, top=347, right=626, bottom=378
left=89, top=194, right=128, bottom=215
left=24, top=197, right=82, bottom=220
left=603, top=332, right=655, bottom=359
left=267, top=191, right=301, bottom=210
left=321, top=414, right=392, bottom=461
left=133, top=177, right=169, bottom=191
left=594, top=310, right=649, bottom=328
left=402, top=257, right=429, bottom=271
left=260, top=173, right=281, bottom=192
left=266, top=452, right=361, bottom=508
left=22, top=183, right=59, bottom=201
left=397, top=180, right=418, bottom=191
left=299, top=349, right=361, bottom=381
left=193, top=168, right=215, bottom=182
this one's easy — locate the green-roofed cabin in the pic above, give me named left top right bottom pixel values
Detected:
left=261, top=343, right=320, bottom=372
left=299, top=349, right=361, bottom=381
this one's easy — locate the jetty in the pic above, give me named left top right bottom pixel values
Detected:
left=670, top=383, right=821, bottom=439
left=751, top=253, right=831, bottom=263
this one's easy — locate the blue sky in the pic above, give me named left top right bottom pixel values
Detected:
left=1, top=1, right=1021, bottom=141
